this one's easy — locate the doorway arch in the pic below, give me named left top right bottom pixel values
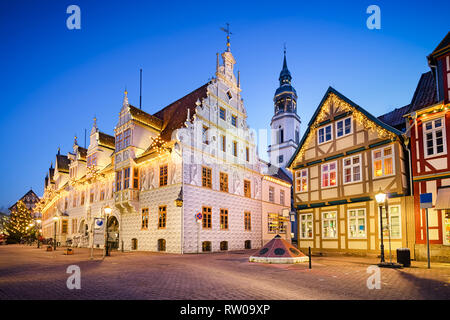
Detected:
left=107, top=216, right=119, bottom=250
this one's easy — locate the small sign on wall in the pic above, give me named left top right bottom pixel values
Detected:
left=420, top=193, right=432, bottom=209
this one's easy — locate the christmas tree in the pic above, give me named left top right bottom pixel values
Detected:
left=5, top=200, right=36, bottom=243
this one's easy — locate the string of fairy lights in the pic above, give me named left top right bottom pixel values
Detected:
left=295, top=93, right=398, bottom=161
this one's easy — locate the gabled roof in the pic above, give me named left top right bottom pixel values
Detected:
left=98, top=132, right=115, bottom=149
left=377, top=104, right=410, bottom=132
left=153, top=83, right=209, bottom=141
left=78, top=146, right=87, bottom=160
left=129, top=104, right=163, bottom=130
left=287, top=87, right=403, bottom=169
left=56, top=154, right=70, bottom=173
left=430, top=31, right=450, bottom=57
left=9, top=189, right=40, bottom=211
left=408, top=71, right=437, bottom=112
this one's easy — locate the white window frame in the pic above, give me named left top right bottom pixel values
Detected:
left=318, top=124, right=333, bottom=145
left=322, top=211, right=338, bottom=239
left=299, top=213, right=313, bottom=239
left=295, top=169, right=308, bottom=193
left=321, top=161, right=338, bottom=188
left=343, top=154, right=362, bottom=184
left=347, top=208, right=367, bottom=239
left=423, top=117, right=446, bottom=158
left=379, top=205, right=402, bottom=240
left=372, top=145, right=395, bottom=179
left=335, top=116, right=352, bottom=138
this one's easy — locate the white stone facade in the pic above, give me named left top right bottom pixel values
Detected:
left=36, top=46, right=292, bottom=254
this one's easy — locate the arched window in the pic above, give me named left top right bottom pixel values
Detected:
left=245, top=240, right=251, bottom=249
left=158, top=239, right=166, bottom=252
left=278, top=127, right=284, bottom=144
left=220, top=241, right=228, bottom=251
left=202, top=241, right=211, bottom=252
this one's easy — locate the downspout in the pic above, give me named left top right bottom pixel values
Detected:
left=402, top=112, right=418, bottom=250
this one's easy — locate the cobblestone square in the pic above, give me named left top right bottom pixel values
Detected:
left=0, top=245, right=449, bottom=300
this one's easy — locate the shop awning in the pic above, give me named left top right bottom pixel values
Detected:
left=435, top=188, right=450, bottom=209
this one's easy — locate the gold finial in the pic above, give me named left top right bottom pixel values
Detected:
left=220, top=23, right=232, bottom=52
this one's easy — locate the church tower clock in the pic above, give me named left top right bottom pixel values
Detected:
left=267, top=49, right=301, bottom=169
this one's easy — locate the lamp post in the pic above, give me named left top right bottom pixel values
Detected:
left=104, top=206, right=112, bottom=257
left=375, top=190, right=402, bottom=268
left=52, top=216, right=59, bottom=250
left=36, top=219, right=41, bottom=248
left=375, top=190, right=386, bottom=264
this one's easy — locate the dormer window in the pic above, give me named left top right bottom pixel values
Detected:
left=336, top=117, right=352, bottom=138
left=318, top=124, right=333, bottom=144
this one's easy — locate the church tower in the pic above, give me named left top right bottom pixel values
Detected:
left=267, top=49, right=301, bottom=169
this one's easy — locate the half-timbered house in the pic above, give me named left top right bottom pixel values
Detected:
left=287, top=87, right=415, bottom=257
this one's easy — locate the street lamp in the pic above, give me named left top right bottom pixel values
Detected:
left=52, top=216, right=59, bottom=250
left=375, top=190, right=386, bottom=264
left=375, top=189, right=401, bottom=268
left=36, top=219, right=42, bottom=248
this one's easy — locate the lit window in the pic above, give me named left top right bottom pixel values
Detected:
left=244, top=212, right=251, bottom=231
left=322, top=212, right=337, bottom=239
left=133, top=168, right=139, bottom=189
left=244, top=180, right=251, bottom=198
left=158, top=206, right=167, bottom=229
left=202, top=167, right=212, bottom=188
left=336, top=117, right=352, bottom=138
left=116, top=171, right=122, bottom=191
left=380, top=205, right=401, bottom=239
left=296, top=169, right=308, bottom=192
left=318, top=124, right=333, bottom=144
left=322, top=162, right=337, bottom=188
left=424, top=118, right=446, bottom=157
left=61, top=220, right=68, bottom=234
left=202, top=126, right=209, bottom=145
left=343, top=155, right=362, bottom=184
left=221, top=135, right=226, bottom=152
left=220, top=172, right=228, bottom=192
left=159, top=165, right=168, bottom=186
left=123, top=167, right=130, bottom=189
left=220, top=209, right=228, bottom=230
left=300, top=213, right=313, bottom=239
left=141, top=208, right=149, bottom=229
left=348, top=209, right=366, bottom=238
left=268, top=213, right=278, bottom=233
left=373, top=146, right=394, bottom=178
left=202, top=207, right=212, bottom=229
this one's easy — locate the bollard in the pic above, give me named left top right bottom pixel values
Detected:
left=308, top=246, right=312, bottom=269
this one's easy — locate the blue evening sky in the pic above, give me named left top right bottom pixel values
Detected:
left=0, top=0, right=448, bottom=209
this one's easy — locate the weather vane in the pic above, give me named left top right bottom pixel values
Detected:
left=220, top=23, right=232, bottom=52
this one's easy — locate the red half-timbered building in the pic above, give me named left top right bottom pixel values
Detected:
left=405, top=32, right=450, bottom=262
